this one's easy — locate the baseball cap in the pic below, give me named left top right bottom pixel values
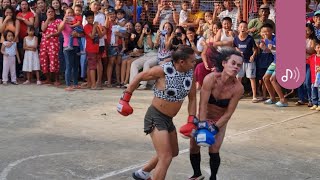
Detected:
left=107, top=7, right=115, bottom=13
left=259, top=4, right=269, bottom=9
left=314, top=10, right=320, bottom=16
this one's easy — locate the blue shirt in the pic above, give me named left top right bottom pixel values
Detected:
left=233, top=35, right=256, bottom=63
left=264, top=35, right=276, bottom=63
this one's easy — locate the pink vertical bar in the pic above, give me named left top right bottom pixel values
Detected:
left=276, top=0, right=305, bottom=89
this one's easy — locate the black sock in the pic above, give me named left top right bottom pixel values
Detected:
left=209, top=153, right=220, bottom=180
left=190, top=153, right=202, bottom=177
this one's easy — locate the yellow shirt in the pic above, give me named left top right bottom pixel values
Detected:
left=188, top=11, right=205, bottom=23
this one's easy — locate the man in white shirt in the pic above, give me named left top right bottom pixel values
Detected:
left=214, top=0, right=242, bottom=31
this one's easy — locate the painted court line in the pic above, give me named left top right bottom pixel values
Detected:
left=90, top=111, right=317, bottom=180
left=0, top=152, right=77, bottom=180
left=0, top=112, right=316, bottom=180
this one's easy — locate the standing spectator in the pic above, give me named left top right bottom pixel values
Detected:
left=89, top=0, right=106, bottom=87
left=22, top=26, right=41, bottom=85
left=1, top=30, right=20, bottom=85
left=59, top=8, right=82, bottom=91
left=83, top=10, right=101, bottom=90
left=0, top=6, right=19, bottom=83
left=234, top=21, right=259, bottom=103
left=179, top=1, right=190, bottom=26
left=181, top=0, right=204, bottom=28
left=262, top=32, right=288, bottom=107
left=0, top=6, right=19, bottom=42
left=39, top=6, right=61, bottom=85
left=262, top=0, right=276, bottom=23
left=214, top=0, right=242, bottom=32
left=301, top=23, right=316, bottom=107
left=153, top=0, right=178, bottom=30
left=201, top=11, right=214, bottom=40
left=248, top=4, right=275, bottom=43
left=313, top=10, right=320, bottom=40
left=105, top=7, right=121, bottom=88
left=214, top=17, right=235, bottom=48
left=34, top=0, right=47, bottom=45
left=16, top=0, right=35, bottom=77
left=307, top=42, right=320, bottom=110
left=52, top=0, right=65, bottom=78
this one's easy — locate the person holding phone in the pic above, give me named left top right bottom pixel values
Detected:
left=153, top=0, right=178, bottom=30
left=170, top=26, right=187, bottom=51
left=129, top=22, right=157, bottom=90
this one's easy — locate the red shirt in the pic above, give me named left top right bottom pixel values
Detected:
left=72, top=15, right=83, bottom=27
left=307, top=54, right=320, bottom=84
left=17, top=11, right=34, bottom=40
left=84, top=24, right=99, bottom=53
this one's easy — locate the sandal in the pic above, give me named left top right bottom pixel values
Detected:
left=90, top=86, right=104, bottom=90
left=264, top=99, right=276, bottom=104
left=105, top=84, right=112, bottom=88
left=23, top=80, right=31, bottom=85
left=73, top=85, right=82, bottom=89
left=252, top=98, right=260, bottom=103
left=65, top=87, right=74, bottom=91
left=42, top=80, right=52, bottom=85
left=275, top=101, right=288, bottom=107
left=295, top=100, right=305, bottom=105
left=54, top=82, right=61, bottom=86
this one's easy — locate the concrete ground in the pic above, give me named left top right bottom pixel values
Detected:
left=0, top=85, right=319, bottom=180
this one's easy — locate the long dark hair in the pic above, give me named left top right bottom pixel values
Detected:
left=306, top=23, right=316, bottom=40
left=206, top=46, right=242, bottom=72
left=186, top=27, right=200, bottom=47
left=18, top=0, right=31, bottom=12
left=2, top=6, right=16, bottom=21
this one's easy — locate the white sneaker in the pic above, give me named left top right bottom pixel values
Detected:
left=137, top=84, right=147, bottom=90
left=37, top=81, right=42, bottom=85
left=132, top=169, right=151, bottom=180
left=310, top=105, right=318, bottom=110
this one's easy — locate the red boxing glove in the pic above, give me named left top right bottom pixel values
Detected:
left=117, top=91, right=133, bottom=116
left=179, top=115, right=199, bottom=139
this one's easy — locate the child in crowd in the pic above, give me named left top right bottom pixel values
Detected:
left=1, top=30, right=20, bottom=85
left=66, top=5, right=84, bottom=54
left=307, top=42, right=320, bottom=110
left=196, top=18, right=206, bottom=36
left=179, top=1, right=190, bottom=26
left=255, top=24, right=275, bottom=100
left=84, top=10, right=101, bottom=90
left=115, top=9, right=127, bottom=55
left=233, top=21, right=258, bottom=103
left=22, top=27, right=41, bottom=85
left=262, top=25, right=288, bottom=107
left=202, top=11, right=214, bottom=39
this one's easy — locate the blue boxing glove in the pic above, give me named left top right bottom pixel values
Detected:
left=195, top=121, right=215, bottom=147
left=208, top=123, right=219, bottom=136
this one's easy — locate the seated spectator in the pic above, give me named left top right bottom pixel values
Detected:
left=129, top=22, right=157, bottom=90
